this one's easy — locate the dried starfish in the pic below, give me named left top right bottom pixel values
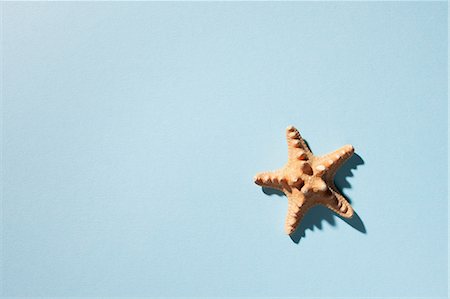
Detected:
left=254, top=125, right=355, bottom=235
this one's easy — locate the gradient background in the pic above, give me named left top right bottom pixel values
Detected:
left=1, top=2, right=448, bottom=298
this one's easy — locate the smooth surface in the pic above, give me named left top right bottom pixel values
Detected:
left=1, top=2, right=448, bottom=297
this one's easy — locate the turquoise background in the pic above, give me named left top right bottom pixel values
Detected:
left=2, top=2, right=448, bottom=298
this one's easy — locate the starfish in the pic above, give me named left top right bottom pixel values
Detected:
left=254, top=125, right=355, bottom=235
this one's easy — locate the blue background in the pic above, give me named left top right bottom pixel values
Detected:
left=2, top=2, right=448, bottom=298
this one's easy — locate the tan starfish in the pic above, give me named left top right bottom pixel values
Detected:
left=254, top=125, right=355, bottom=235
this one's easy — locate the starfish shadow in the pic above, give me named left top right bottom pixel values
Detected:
left=261, top=153, right=366, bottom=244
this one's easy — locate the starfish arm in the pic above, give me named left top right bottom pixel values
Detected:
left=284, top=192, right=315, bottom=235
left=320, top=189, right=354, bottom=218
left=285, top=125, right=312, bottom=161
left=317, top=144, right=354, bottom=178
left=254, top=170, right=284, bottom=190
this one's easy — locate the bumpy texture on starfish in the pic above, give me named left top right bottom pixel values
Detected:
left=254, top=125, right=355, bottom=235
